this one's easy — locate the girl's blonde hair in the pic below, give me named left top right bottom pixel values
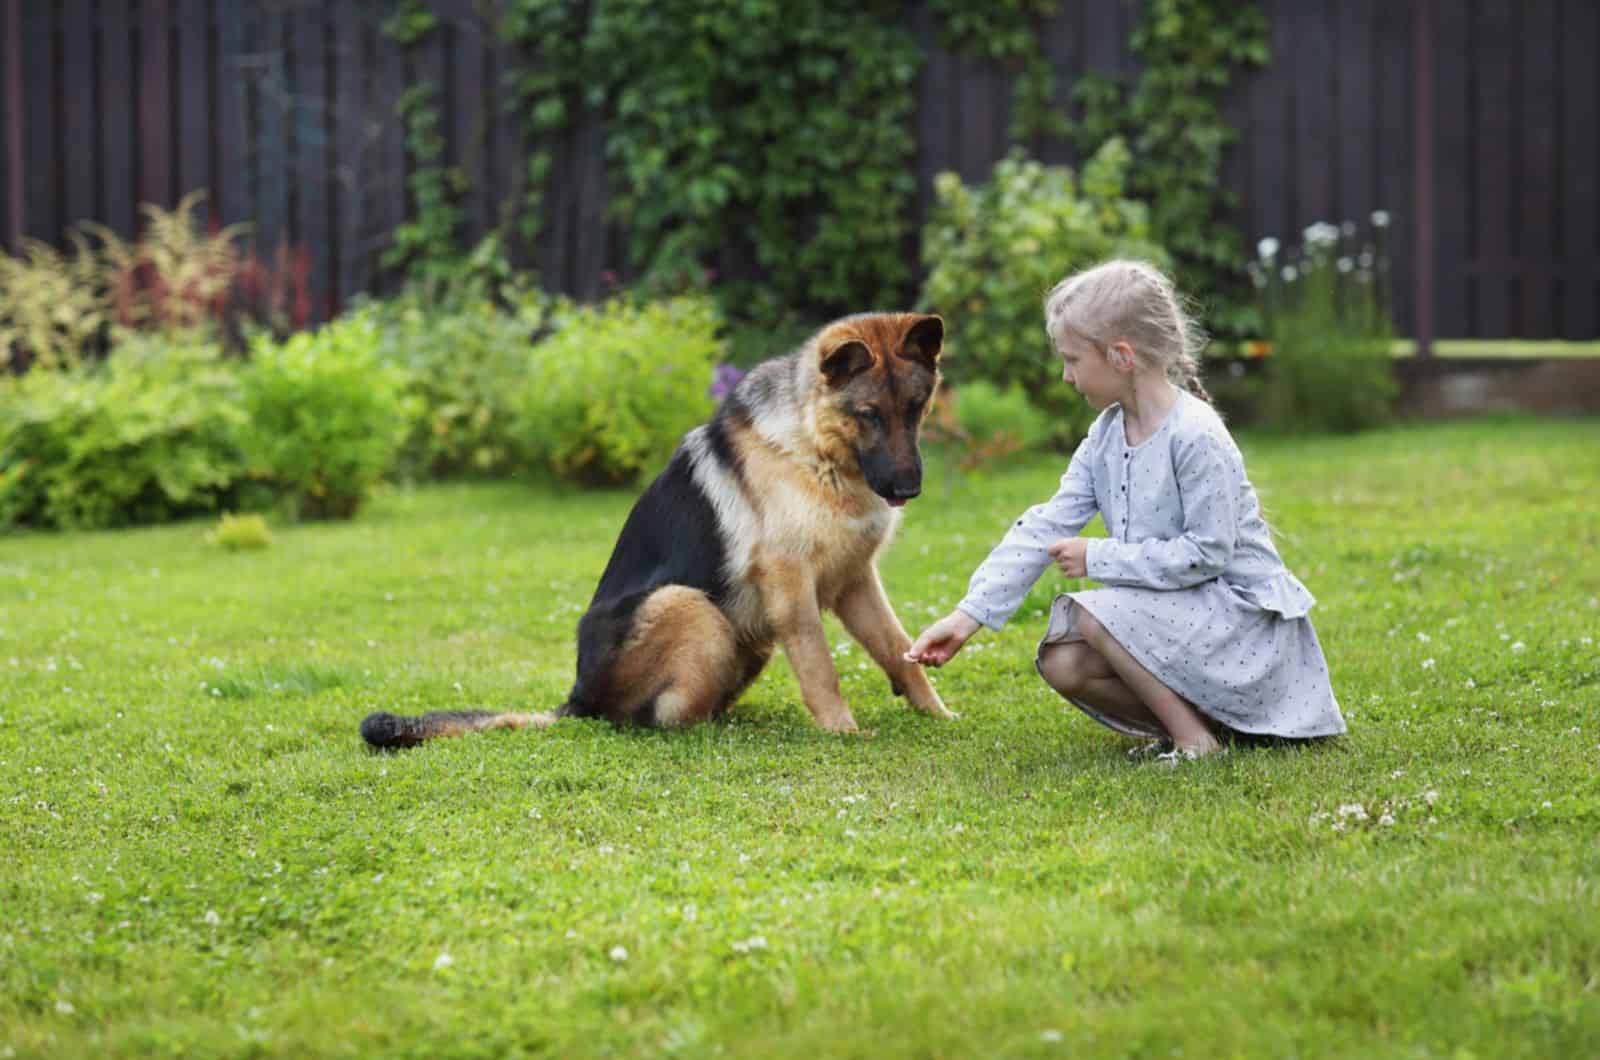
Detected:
left=1043, top=259, right=1211, bottom=403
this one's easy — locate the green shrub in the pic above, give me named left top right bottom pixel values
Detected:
left=924, top=380, right=1055, bottom=481
left=513, top=295, right=721, bottom=486
left=919, top=140, right=1168, bottom=445
left=1251, top=218, right=1396, bottom=433
left=0, top=335, right=246, bottom=531
left=0, top=236, right=107, bottom=373
left=239, top=312, right=416, bottom=519
left=206, top=512, right=273, bottom=550
left=371, top=288, right=554, bottom=479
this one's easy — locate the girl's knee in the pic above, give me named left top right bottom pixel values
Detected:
left=1038, top=643, right=1090, bottom=695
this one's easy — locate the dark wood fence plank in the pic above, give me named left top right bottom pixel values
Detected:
left=292, top=3, right=329, bottom=317
left=1335, top=0, right=1374, bottom=230
left=1473, top=2, right=1517, bottom=337
left=330, top=5, right=365, bottom=305
left=1518, top=0, right=1559, bottom=336
left=448, top=1, right=491, bottom=240
left=177, top=0, right=211, bottom=208
left=213, top=0, right=247, bottom=230
left=139, top=0, right=173, bottom=210
left=1433, top=4, right=1471, bottom=337
left=1373, top=0, right=1413, bottom=335
left=61, top=0, right=95, bottom=233
left=21, top=3, right=57, bottom=244
left=1559, top=0, right=1599, bottom=337
left=254, top=4, right=289, bottom=259
left=1294, top=4, right=1336, bottom=229
left=371, top=12, right=407, bottom=292
left=1, top=0, right=16, bottom=251
left=98, top=0, right=136, bottom=238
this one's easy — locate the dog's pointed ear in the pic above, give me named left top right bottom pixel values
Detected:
left=900, top=315, right=944, bottom=370
left=819, top=339, right=874, bottom=387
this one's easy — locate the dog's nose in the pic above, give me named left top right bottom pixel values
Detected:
left=890, top=484, right=920, bottom=501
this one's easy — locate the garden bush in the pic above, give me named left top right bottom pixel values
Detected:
left=238, top=312, right=416, bottom=519
left=1248, top=214, right=1396, bottom=433
left=924, top=379, right=1055, bottom=475
left=513, top=295, right=721, bottom=486
left=370, top=287, right=554, bottom=480
left=0, top=333, right=247, bottom=531
left=919, top=139, right=1168, bottom=445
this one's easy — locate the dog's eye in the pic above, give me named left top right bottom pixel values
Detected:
left=857, top=408, right=884, bottom=427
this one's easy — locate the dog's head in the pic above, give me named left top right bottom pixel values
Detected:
left=813, top=313, right=943, bottom=506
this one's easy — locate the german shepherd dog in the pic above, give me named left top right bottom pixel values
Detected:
left=360, top=312, right=953, bottom=748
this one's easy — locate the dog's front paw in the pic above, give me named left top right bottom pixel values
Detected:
left=817, top=711, right=861, bottom=734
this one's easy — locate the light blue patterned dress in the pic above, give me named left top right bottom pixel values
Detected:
left=956, top=391, right=1345, bottom=740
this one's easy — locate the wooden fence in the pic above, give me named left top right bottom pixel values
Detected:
left=3, top=0, right=1596, bottom=339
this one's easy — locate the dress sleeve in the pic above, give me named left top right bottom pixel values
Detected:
left=1084, top=431, right=1239, bottom=590
left=955, top=438, right=1099, bottom=630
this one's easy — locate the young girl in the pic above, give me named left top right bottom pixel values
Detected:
left=906, top=260, right=1344, bottom=759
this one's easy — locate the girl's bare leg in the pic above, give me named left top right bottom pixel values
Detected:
left=1074, top=611, right=1222, bottom=754
left=1037, top=641, right=1165, bottom=734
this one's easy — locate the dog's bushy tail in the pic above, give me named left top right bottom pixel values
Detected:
left=359, top=709, right=557, bottom=750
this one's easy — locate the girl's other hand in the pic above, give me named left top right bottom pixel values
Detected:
left=905, top=610, right=982, bottom=667
left=1047, top=537, right=1089, bottom=578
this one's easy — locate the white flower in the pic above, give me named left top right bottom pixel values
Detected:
left=731, top=935, right=769, bottom=954
left=202, top=910, right=221, bottom=926
left=1337, top=256, right=1354, bottom=273
left=1256, top=236, right=1280, bottom=261
left=1371, top=209, right=1391, bottom=227
left=1465, top=678, right=1476, bottom=689
left=1416, top=632, right=1432, bottom=643
left=1040, top=1030, right=1065, bottom=1043
left=55, top=999, right=75, bottom=1015
left=610, top=945, right=629, bottom=962
left=1422, top=658, right=1436, bottom=670
left=1336, top=803, right=1369, bottom=821
left=86, top=892, right=104, bottom=904
left=1359, top=250, right=1375, bottom=269
left=433, top=952, right=454, bottom=970
left=1378, top=813, right=1396, bottom=826
left=1281, top=265, right=1298, bottom=283
left=1511, top=641, right=1526, bottom=653
left=1304, top=222, right=1340, bottom=247
left=1423, top=789, right=1440, bottom=805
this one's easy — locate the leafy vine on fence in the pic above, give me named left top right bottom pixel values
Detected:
left=384, top=0, right=1265, bottom=340
left=1071, top=0, right=1269, bottom=340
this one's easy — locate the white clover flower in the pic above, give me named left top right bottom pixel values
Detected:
left=1465, top=678, right=1476, bottom=689
left=1359, top=250, right=1375, bottom=269
left=1371, top=209, right=1391, bottom=227
left=610, top=945, right=629, bottom=962
left=55, top=1000, right=75, bottom=1015
left=1378, top=813, right=1396, bottom=826
left=433, top=952, right=454, bottom=970
left=1337, top=256, right=1354, bottom=273
left=202, top=910, right=221, bottom=926
left=1417, top=632, right=1431, bottom=643
left=1511, top=641, right=1527, bottom=653
left=1281, top=265, right=1298, bottom=283
left=1257, top=236, right=1280, bottom=261
left=1041, top=1030, right=1065, bottom=1043
left=1423, top=789, right=1440, bottom=805
left=1337, top=803, right=1369, bottom=821
left=1422, top=658, right=1436, bottom=670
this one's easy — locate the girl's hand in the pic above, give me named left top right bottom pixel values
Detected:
left=1047, top=537, right=1089, bottom=578
left=904, top=610, right=982, bottom=668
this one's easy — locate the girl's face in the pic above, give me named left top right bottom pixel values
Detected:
left=1056, top=336, right=1125, bottom=410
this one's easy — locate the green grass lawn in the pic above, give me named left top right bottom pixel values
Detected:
left=3, top=416, right=1598, bottom=1058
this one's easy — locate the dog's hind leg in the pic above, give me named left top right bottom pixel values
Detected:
left=604, top=586, right=747, bottom=728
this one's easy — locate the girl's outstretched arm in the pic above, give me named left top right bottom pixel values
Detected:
left=905, top=610, right=982, bottom=668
